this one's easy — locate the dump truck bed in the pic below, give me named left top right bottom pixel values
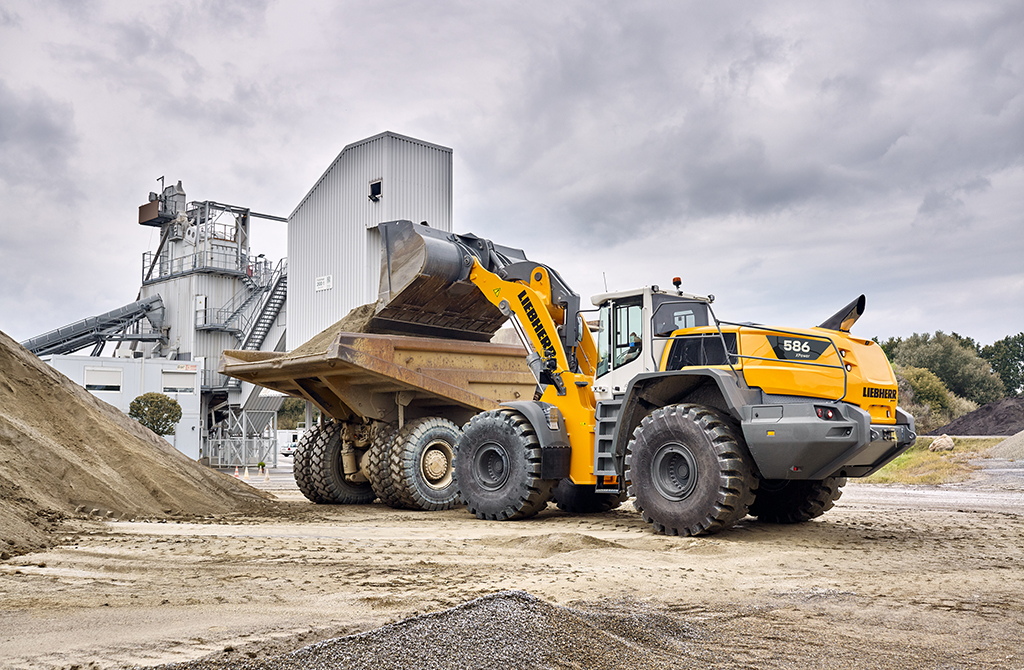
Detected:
left=219, top=332, right=536, bottom=425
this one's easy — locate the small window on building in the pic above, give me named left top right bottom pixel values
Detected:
left=85, top=368, right=122, bottom=392
left=162, top=370, right=196, bottom=394
left=369, top=180, right=382, bottom=201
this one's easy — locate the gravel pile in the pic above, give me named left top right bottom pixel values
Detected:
left=989, top=429, right=1024, bottom=461
left=156, top=591, right=701, bottom=670
left=929, top=397, right=1024, bottom=436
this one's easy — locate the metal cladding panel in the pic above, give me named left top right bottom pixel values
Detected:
left=287, top=132, right=452, bottom=349
left=140, top=273, right=244, bottom=360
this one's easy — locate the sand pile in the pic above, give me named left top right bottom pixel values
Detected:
left=161, top=590, right=700, bottom=670
left=929, top=397, right=1024, bottom=436
left=0, top=329, right=270, bottom=556
left=989, top=429, right=1024, bottom=461
left=287, top=304, right=377, bottom=358
left=285, top=302, right=519, bottom=359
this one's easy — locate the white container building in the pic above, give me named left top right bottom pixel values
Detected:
left=42, top=354, right=203, bottom=459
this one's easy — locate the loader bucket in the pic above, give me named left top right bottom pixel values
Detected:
left=372, top=220, right=528, bottom=341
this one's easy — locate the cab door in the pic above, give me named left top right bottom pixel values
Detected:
left=595, top=295, right=646, bottom=394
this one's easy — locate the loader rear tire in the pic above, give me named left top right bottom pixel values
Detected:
left=390, top=417, right=462, bottom=511
left=749, top=476, right=846, bottom=524
left=626, top=404, right=756, bottom=536
left=366, top=425, right=406, bottom=508
left=294, top=422, right=333, bottom=504
left=552, top=480, right=626, bottom=514
left=454, top=409, right=555, bottom=520
left=307, top=421, right=376, bottom=505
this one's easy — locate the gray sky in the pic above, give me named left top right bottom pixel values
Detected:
left=1, top=1, right=1022, bottom=346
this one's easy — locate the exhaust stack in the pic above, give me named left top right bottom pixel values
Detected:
left=818, top=294, right=866, bottom=332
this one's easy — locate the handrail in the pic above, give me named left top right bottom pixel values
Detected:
left=653, top=314, right=849, bottom=402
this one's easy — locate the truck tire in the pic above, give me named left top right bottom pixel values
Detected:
left=293, top=422, right=334, bottom=504
left=454, top=409, right=555, bottom=520
left=307, top=420, right=377, bottom=505
left=366, top=425, right=406, bottom=508
left=552, top=480, right=626, bottom=514
left=389, top=417, right=462, bottom=511
left=626, top=404, right=756, bottom=536
left=749, top=476, right=847, bottom=523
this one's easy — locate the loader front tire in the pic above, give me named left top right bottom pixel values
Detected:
left=454, top=409, right=555, bottom=520
left=294, top=422, right=334, bottom=504
left=749, top=476, right=846, bottom=524
left=366, top=424, right=406, bottom=508
left=390, top=417, right=462, bottom=511
left=307, top=421, right=376, bottom=505
left=626, top=404, right=756, bottom=536
left=552, top=480, right=626, bottom=514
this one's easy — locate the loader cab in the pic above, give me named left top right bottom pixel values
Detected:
left=591, top=286, right=713, bottom=399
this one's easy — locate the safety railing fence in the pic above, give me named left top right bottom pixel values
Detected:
left=205, top=437, right=277, bottom=468
left=193, top=258, right=282, bottom=338
left=202, top=369, right=233, bottom=390
left=652, top=311, right=850, bottom=401
left=142, top=249, right=252, bottom=284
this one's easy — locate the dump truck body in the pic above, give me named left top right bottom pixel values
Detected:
left=219, top=331, right=535, bottom=509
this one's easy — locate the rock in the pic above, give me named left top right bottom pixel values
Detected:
left=929, top=434, right=955, bottom=452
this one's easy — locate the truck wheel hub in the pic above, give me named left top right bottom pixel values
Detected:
left=652, top=442, right=698, bottom=501
left=420, top=440, right=454, bottom=489
left=474, top=442, right=510, bottom=491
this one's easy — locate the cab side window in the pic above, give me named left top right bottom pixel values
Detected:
left=614, top=299, right=643, bottom=367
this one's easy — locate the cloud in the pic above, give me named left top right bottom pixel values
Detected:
left=0, top=81, right=77, bottom=192
left=0, top=0, right=1022, bottom=347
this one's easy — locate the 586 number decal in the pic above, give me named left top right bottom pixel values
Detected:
left=782, top=339, right=812, bottom=354
left=767, top=336, right=830, bottom=361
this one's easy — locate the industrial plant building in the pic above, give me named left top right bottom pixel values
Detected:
left=23, top=132, right=453, bottom=467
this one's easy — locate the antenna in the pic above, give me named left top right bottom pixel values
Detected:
left=602, top=272, right=608, bottom=292
left=157, top=175, right=165, bottom=193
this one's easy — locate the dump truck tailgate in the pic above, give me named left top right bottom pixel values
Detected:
left=219, top=332, right=536, bottom=423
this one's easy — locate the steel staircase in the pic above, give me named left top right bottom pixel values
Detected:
left=228, top=260, right=288, bottom=390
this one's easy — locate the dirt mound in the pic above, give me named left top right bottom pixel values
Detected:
left=928, top=397, right=1024, bottom=436
left=480, top=532, right=626, bottom=557
left=0, top=329, right=271, bottom=556
left=287, top=303, right=378, bottom=358
left=989, top=429, right=1024, bottom=461
left=167, top=590, right=698, bottom=670
left=286, top=303, right=518, bottom=358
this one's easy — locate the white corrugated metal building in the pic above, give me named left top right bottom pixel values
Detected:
left=286, top=132, right=453, bottom=349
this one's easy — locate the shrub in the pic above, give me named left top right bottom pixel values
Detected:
left=895, top=366, right=977, bottom=434
left=899, top=366, right=950, bottom=413
left=129, top=392, right=182, bottom=435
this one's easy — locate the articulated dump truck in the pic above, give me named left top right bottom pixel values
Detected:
left=221, top=220, right=916, bottom=535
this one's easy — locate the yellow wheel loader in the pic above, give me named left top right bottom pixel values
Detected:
left=358, top=220, right=917, bottom=534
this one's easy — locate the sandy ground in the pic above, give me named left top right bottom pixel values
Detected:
left=2, top=456, right=1023, bottom=670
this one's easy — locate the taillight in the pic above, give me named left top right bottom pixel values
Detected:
left=815, top=406, right=840, bottom=421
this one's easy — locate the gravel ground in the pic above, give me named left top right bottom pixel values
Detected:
left=4, top=458, right=1023, bottom=670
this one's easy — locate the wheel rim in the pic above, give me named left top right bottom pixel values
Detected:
left=420, top=439, right=454, bottom=490
left=474, top=441, right=510, bottom=491
left=651, top=441, right=698, bottom=501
